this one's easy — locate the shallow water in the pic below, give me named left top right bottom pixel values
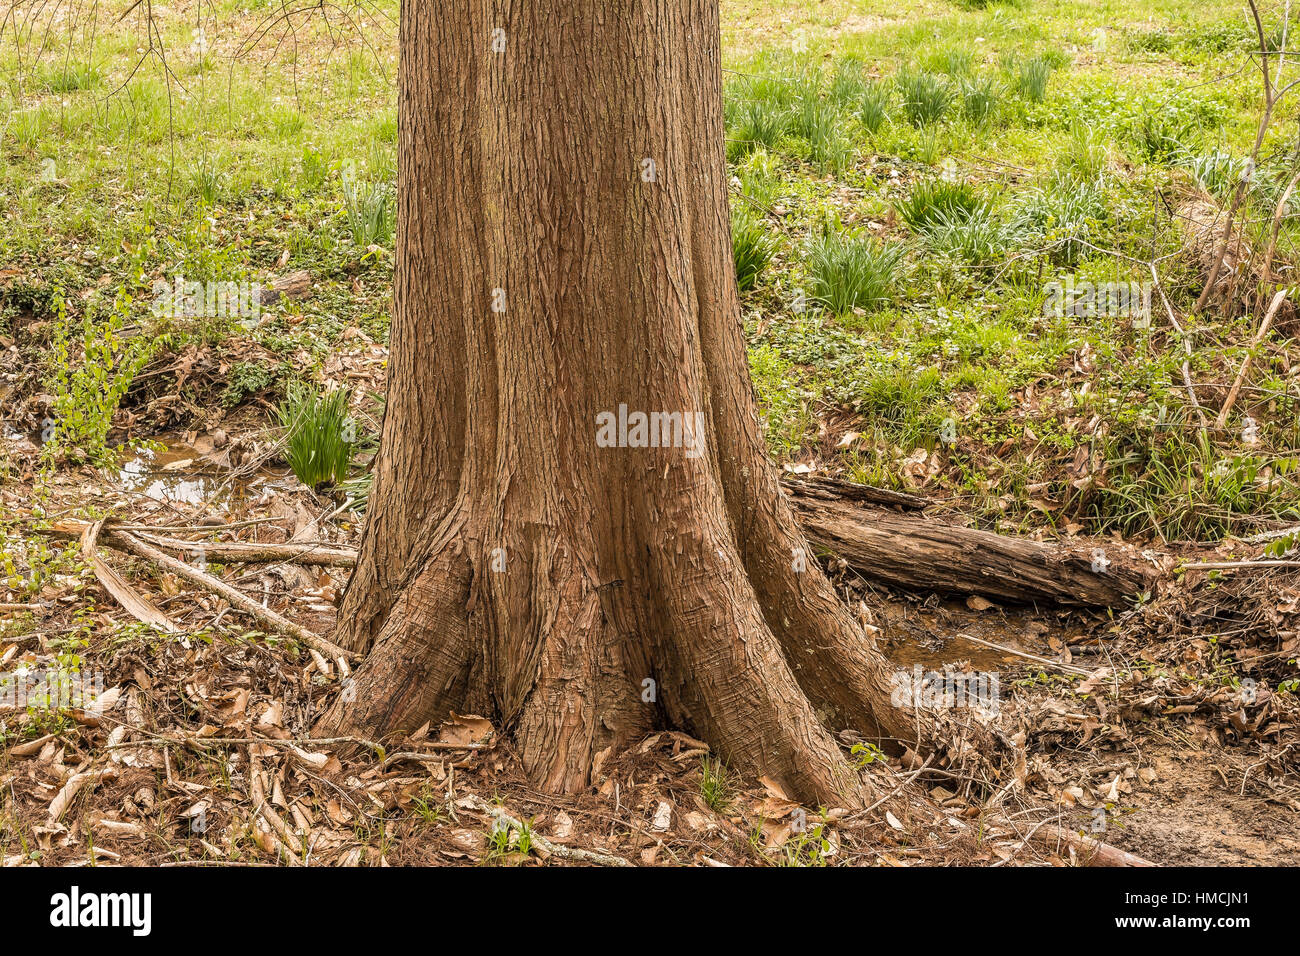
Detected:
left=117, top=441, right=231, bottom=506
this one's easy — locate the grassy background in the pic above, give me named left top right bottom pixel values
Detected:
left=2, top=0, right=1298, bottom=541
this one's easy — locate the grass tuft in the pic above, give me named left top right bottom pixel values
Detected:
left=278, top=382, right=355, bottom=489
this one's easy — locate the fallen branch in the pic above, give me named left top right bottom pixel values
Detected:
left=954, top=632, right=1092, bottom=676
left=80, top=519, right=178, bottom=633
left=1041, top=828, right=1157, bottom=868
left=1180, top=558, right=1300, bottom=571
left=1214, top=287, right=1288, bottom=429
left=133, top=531, right=357, bottom=567
left=53, top=521, right=352, bottom=661
left=787, top=491, right=1153, bottom=607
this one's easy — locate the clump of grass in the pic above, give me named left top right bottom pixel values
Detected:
left=1009, top=54, right=1054, bottom=102
left=189, top=157, right=227, bottom=205
left=1011, top=173, right=1108, bottom=266
left=789, top=95, right=852, bottom=172
left=342, top=174, right=394, bottom=246
left=731, top=205, right=775, bottom=292
left=922, top=204, right=1017, bottom=266
left=700, top=757, right=732, bottom=813
left=37, top=60, right=102, bottom=92
left=1055, top=127, right=1108, bottom=182
left=828, top=60, right=868, bottom=105
left=277, top=382, right=354, bottom=488
left=728, top=98, right=790, bottom=160
left=858, top=81, right=891, bottom=134
left=923, top=45, right=973, bottom=78
left=805, top=232, right=906, bottom=314
left=1133, top=111, right=1196, bottom=165
left=1180, top=150, right=1249, bottom=201
left=895, top=178, right=983, bottom=231
left=897, top=70, right=953, bottom=128
left=959, top=74, right=1002, bottom=124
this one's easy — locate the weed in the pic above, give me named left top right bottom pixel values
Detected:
left=700, top=756, right=732, bottom=813
left=342, top=172, right=394, bottom=246
left=805, top=232, right=906, bottom=314
left=896, top=178, right=983, bottom=232
left=277, top=381, right=355, bottom=488
left=732, top=205, right=775, bottom=291
left=897, top=71, right=953, bottom=127
left=46, top=288, right=157, bottom=466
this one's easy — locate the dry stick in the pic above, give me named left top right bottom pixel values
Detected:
left=457, top=794, right=633, bottom=867
left=106, top=527, right=352, bottom=661
left=1181, top=559, right=1300, bottom=570
left=103, top=734, right=485, bottom=754
left=954, top=632, right=1092, bottom=677
left=1039, top=827, right=1156, bottom=867
left=857, top=753, right=935, bottom=818
left=114, top=517, right=282, bottom=534
left=1256, top=170, right=1300, bottom=298
left=1214, top=287, right=1289, bottom=430
left=80, top=518, right=179, bottom=633
left=133, top=531, right=357, bottom=567
left=248, top=757, right=302, bottom=865
left=1149, top=262, right=1208, bottom=430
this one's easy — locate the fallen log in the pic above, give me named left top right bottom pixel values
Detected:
left=53, top=477, right=1151, bottom=611
left=787, top=492, right=1153, bottom=608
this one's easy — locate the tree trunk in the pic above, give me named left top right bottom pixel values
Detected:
left=317, top=0, right=913, bottom=806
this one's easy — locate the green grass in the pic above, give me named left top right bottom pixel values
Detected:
left=277, top=382, right=356, bottom=489
left=897, top=70, right=954, bottom=128
left=4, top=0, right=1299, bottom=545
left=732, top=205, right=776, bottom=291
left=805, top=233, right=906, bottom=314
left=896, top=178, right=985, bottom=232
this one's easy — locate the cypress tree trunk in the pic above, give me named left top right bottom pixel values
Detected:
left=318, top=0, right=913, bottom=805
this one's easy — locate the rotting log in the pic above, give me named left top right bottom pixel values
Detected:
left=785, top=490, right=1153, bottom=608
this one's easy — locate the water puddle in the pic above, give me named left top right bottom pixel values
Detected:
left=117, top=442, right=230, bottom=505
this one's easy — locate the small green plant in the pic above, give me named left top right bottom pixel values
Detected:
left=897, top=71, right=953, bottom=127
left=858, top=82, right=891, bottom=134
left=780, top=822, right=832, bottom=866
left=1009, top=54, right=1054, bottom=102
left=700, top=756, right=732, bottom=813
left=46, top=288, right=157, bottom=465
left=189, top=157, right=227, bottom=205
left=342, top=172, right=394, bottom=246
left=895, top=178, right=983, bottom=231
left=959, top=74, right=1002, bottom=123
left=851, top=741, right=886, bottom=767
left=277, top=382, right=355, bottom=488
left=222, top=361, right=277, bottom=408
left=805, top=233, right=906, bottom=314
left=732, top=205, right=775, bottom=291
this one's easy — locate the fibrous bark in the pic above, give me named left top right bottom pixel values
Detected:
left=318, top=0, right=914, bottom=806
